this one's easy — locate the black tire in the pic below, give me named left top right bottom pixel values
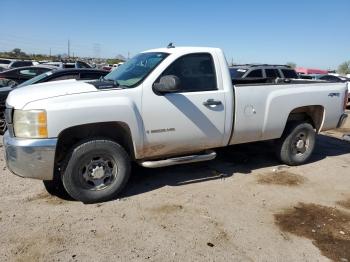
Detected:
left=61, top=139, right=131, bottom=203
left=43, top=175, right=71, bottom=200
left=0, top=110, right=7, bottom=135
left=275, top=122, right=316, bottom=166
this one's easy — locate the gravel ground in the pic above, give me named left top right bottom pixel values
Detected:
left=0, top=121, right=350, bottom=262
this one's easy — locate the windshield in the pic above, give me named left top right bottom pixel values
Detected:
left=229, top=68, right=247, bottom=79
left=104, top=52, right=169, bottom=87
left=17, top=71, right=54, bottom=87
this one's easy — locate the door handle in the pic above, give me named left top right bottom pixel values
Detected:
left=203, top=99, right=222, bottom=107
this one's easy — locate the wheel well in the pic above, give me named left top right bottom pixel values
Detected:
left=286, top=105, right=325, bottom=132
left=55, top=122, right=134, bottom=165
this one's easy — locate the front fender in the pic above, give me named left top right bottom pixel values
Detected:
left=23, top=90, right=145, bottom=159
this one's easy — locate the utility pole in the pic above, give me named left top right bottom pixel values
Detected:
left=68, top=39, right=70, bottom=58
left=49, top=48, right=51, bottom=58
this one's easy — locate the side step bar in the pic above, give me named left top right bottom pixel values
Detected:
left=139, top=150, right=217, bottom=168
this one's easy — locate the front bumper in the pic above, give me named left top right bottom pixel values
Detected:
left=3, top=131, right=57, bottom=180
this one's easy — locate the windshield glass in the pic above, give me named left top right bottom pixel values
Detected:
left=17, top=71, right=53, bottom=87
left=104, top=52, right=169, bottom=87
left=229, top=68, right=247, bottom=79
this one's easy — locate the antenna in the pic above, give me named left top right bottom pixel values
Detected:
left=167, top=42, right=175, bottom=48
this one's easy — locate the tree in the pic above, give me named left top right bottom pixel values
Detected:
left=12, top=48, right=22, bottom=57
left=106, top=58, right=124, bottom=65
left=338, top=61, right=350, bottom=75
left=286, top=62, right=296, bottom=69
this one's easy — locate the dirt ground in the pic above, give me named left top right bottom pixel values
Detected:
left=1, top=118, right=350, bottom=262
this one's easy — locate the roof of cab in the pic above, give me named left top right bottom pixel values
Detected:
left=143, top=46, right=222, bottom=54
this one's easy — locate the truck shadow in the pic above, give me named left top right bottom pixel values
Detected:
left=121, top=134, right=350, bottom=199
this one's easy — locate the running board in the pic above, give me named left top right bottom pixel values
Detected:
left=139, top=150, right=217, bottom=168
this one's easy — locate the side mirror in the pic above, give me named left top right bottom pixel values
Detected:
left=153, top=75, right=180, bottom=94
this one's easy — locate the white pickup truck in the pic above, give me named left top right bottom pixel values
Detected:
left=4, top=46, right=348, bottom=203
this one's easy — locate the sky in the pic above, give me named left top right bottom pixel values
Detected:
left=0, top=0, right=349, bottom=69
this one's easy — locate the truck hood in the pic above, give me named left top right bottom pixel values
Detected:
left=6, top=80, right=97, bottom=109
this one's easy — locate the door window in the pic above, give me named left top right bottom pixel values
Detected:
left=265, top=69, right=281, bottom=78
left=160, top=53, right=217, bottom=92
left=19, top=68, right=49, bottom=77
left=281, top=69, right=298, bottom=79
left=246, top=69, right=263, bottom=78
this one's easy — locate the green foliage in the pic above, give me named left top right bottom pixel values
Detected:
left=106, top=58, right=124, bottom=65
left=0, top=47, right=120, bottom=63
left=286, top=62, right=296, bottom=69
left=338, top=61, right=350, bottom=75
left=0, top=48, right=59, bottom=61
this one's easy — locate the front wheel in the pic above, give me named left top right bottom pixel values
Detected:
left=61, top=139, right=131, bottom=203
left=275, top=122, right=316, bottom=166
left=0, top=110, right=7, bottom=135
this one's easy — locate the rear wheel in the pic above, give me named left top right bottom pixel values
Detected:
left=61, top=139, right=131, bottom=203
left=275, top=122, right=316, bottom=166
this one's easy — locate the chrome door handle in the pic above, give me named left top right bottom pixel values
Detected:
left=203, top=99, right=222, bottom=107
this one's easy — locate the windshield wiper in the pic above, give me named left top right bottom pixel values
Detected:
left=102, top=78, right=128, bottom=89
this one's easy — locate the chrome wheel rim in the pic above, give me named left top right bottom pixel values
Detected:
left=292, top=131, right=310, bottom=156
left=79, top=155, right=117, bottom=191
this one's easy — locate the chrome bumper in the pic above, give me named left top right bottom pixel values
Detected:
left=3, top=132, right=57, bottom=180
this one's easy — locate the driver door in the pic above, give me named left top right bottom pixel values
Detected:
left=141, top=52, right=226, bottom=158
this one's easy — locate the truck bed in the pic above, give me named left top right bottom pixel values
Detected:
left=229, top=81, right=347, bottom=145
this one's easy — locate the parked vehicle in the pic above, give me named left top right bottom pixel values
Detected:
left=111, top=62, right=124, bottom=71
left=0, top=68, right=109, bottom=134
left=43, top=61, right=92, bottom=69
left=4, top=46, right=348, bottom=203
left=308, top=74, right=350, bottom=103
left=229, top=64, right=299, bottom=85
left=102, top=65, right=112, bottom=71
left=298, top=74, right=313, bottom=80
left=0, top=78, right=17, bottom=88
left=308, top=74, right=347, bottom=83
left=0, top=58, right=15, bottom=71
left=0, top=59, right=38, bottom=72
left=0, top=65, right=56, bottom=85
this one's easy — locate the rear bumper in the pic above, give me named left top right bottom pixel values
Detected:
left=3, top=132, right=57, bottom=180
left=337, top=113, right=348, bottom=128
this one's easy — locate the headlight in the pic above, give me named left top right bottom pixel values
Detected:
left=13, top=110, right=48, bottom=138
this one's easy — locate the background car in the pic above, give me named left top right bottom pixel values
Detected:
left=111, top=62, right=124, bottom=71
left=43, top=61, right=92, bottom=69
left=0, top=58, right=16, bottom=71
left=0, top=59, right=38, bottom=72
left=0, top=65, right=56, bottom=85
left=0, top=78, right=18, bottom=88
left=0, top=68, right=109, bottom=134
left=307, top=74, right=350, bottom=105
left=307, top=74, right=348, bottom=82
left=229, top=64, right=299, bottom=85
